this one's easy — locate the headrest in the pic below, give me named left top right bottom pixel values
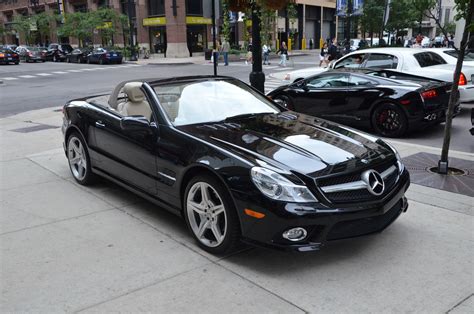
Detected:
left=124, top=82, right=145, bottom=102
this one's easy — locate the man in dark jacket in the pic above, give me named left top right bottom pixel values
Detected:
left=328, top=38, right=338, bottom=62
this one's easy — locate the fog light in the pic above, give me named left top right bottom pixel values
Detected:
left=282, top=227, right=307, bottom=242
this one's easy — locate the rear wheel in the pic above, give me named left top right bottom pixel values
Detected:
left=184, top=175, right=240, bottom=254
left=67, top=133, right=95, bottom=185
left=371, top=103, right=408, bottom=137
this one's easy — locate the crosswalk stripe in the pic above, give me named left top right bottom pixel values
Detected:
left=36, top=73, right=52, bottom=76
left=2, top=77, right=18, bottom=80
left=67, top=69, right=83, bottom=72
left=18, top=75, right=36, bottom=78
left=52, top=71, right=68, bottom=74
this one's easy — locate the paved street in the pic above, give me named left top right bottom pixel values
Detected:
left=1, top=56, right=473, bottom=313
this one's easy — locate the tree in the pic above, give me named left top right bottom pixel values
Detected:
left=360, top=0, right=385, bottom=43
left=12, top=15, right=33, bottom=45
left=386, top=0, right=417, bottom=39
left=34, top=12, right=55, bottom=45
left=222, top=1, right=231, bottom=42
left=438, top=0, right=473, bottom=173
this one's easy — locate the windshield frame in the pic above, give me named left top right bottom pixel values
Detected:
left=150, top=77, right=284, bottom=127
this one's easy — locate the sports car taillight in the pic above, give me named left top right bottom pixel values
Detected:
left=421, top=89, right=438, bottom=100
left=459, top=73, right=467, bottom=86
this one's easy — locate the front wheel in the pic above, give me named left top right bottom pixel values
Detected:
left=371, top=103, right=408, bottom=137
left=67, top=133, right=95, bottom=185
left=184, top=175, right=240, bottom=254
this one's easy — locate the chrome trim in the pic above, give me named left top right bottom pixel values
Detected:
left=158, top=171, right=176, bottom=181
left=320, top=165, right=397, bottom=194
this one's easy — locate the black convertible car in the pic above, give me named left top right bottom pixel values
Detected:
left=62, top=76, right=409, bottom=254
left=268, top=69, right=460, bottom=137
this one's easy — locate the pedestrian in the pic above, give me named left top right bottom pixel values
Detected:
left=327, top=38, right=338, bottom=66
left=221, top=39, right=230, bottom=66
left=319, top=42, right=329, bottom=67
left=277, top=41, right=288, bottom=67
left=245, top=40, right=253, bottom=65
left=448, top=35, right=455, bottom=48
left=262, top=43, right=270, bottom=65
left=309, top=38, right=314, bottom=50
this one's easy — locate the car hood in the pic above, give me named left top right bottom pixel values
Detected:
left=177, top=112, right=394, bottom=178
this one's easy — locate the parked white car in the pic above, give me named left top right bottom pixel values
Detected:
left=424, top=48, right=474, bottom=67
left=283, top=48, right=474, bottom=102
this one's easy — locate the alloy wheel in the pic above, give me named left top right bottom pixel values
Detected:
left=186, top=182, right=227, bottom=248
left=376, top=109, right=401, bottom=133
left=67, top=136, right=87, bottom=181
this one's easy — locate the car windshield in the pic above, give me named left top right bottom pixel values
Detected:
left=444, top=50, right=474, bottom=61
left=153, top=79, right=281, bottom=126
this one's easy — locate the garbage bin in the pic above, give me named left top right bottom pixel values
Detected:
left=204, top=49, right=212, bottom=60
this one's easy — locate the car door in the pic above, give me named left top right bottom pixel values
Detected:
left=92, top=91, right=158, bottom=196
left=291, top=73, right=350, bottom=119
left=344, top=74, right=384, bottom=121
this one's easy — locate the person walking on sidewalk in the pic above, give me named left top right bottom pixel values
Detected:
left=221, top=39, right=230, bottom=66
left=277, top=41, right=288, bottom=67
left=319, top=42, right=329, bottom=67
left=262, top=43, right=270, bottom=65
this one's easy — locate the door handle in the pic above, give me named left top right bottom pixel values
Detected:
left=95, top=121, right=105, bottom=128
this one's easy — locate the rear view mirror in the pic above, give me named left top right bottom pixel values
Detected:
left=120, top=116, right=152, bottom=134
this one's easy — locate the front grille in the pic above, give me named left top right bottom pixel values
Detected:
left=317, top=162, right=399, bottom=204
left=327, top=200, right=403, bottom=241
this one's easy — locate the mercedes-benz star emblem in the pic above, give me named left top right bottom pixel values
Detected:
left=361, top=170, right=385, bottom=196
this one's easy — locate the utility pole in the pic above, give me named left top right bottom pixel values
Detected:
left=127, top=0, right=137, bottom=61
left=249, top=2, right=264, bottom=93
left=212, top=0, right=217, bottom=76
left=345, top=0, right=352, bottom=46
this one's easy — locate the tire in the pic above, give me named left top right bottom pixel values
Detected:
left=371, top=103, right=408, bottom=137
left=184, top=174, right=240, bottom=254
left=66, top=132, right=95, bottom=185
left=77, top=58, right=81, bottom=64
left=87, top=58, right=91, bottom=64
left=66, top=57, right=70, bottom=63
left=14, top=61, right=19, bottom=65
left=273, top=94, right=294, bottom=110
left=53, top=55, right=58, bottom=62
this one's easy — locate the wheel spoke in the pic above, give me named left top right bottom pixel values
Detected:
left=210, top=221, right=222, bottom=242
left=200, top=183, right=211, bottom=206
left=212, top=205, right=224, bottom=216
left=77, top=165, right=85, bottom=178
left=197, top=219, right=210, bottom=238
left=187, top=200, right=206, bottom=215
left=70, top=156, right=81, bottom=165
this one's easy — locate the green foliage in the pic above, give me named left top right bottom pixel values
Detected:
left=260, top=6, right=275, bottom=45
left=454, top=0, right=474, bottom=31
left=12, top=15, right=34, bottom=45
left=359, top=0, right=385, bottom=35
left=58, top=8, right=128, bottom=47
left=222, top=1, right=231, bottom=41
left=386, top=0, right=417, bottom=33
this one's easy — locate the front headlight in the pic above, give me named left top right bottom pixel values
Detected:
left=251, top=167, right=318, bottom=203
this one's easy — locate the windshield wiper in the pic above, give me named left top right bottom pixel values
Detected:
left=224, top=112, right=273, bottom=122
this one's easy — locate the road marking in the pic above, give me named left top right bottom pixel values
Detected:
left=2, top=77, right=18, bottom=80
left=52, top=71, right=68, bottom=74
left=18, top=75, right=36, bottom=78
left=67, top=69, right=83, bottom=72
left=36, top=73, right=53, bottom=76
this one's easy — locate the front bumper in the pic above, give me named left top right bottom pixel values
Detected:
left=233, top=169, right=410, bottom=252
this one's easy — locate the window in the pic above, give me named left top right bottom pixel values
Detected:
left=365, top=54, right=398, bottom=69
left=349, top=75, right=377, bottom=87
left=444, top=8, right=451, bottom=26
left=306, top=74, right=349, bottom=89
left=148, top=0, right=165, bottom=16
left=414, top=52, right=447, bottom=67
left=334, top=54, right=366, bottom=69
left=186, top=0, right=202, bottom=15
left=444, top=50, right=474, bottom=61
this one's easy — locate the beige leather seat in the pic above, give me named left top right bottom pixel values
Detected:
left=117, top=82, right=152, bottom=121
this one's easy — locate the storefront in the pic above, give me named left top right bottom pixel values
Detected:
left=186, top=16, right=211, bottom=55
left=143, top=17, right=167, bottom=54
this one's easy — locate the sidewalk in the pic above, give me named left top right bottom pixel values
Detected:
left=1, top=107, right=472, bottom=313
left=127, top=49, right=317, bottom=66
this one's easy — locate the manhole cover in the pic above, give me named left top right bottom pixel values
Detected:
left=402, top=152, right=474, bottom=197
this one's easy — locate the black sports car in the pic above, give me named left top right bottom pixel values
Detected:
left=62, top=76, right=409, bottom=254
left=0, top=48, right=19, bottom=65
left=267, top=69, right=460, bottom=137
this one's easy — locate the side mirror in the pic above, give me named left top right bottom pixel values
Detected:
left=120, top=116, right=153, bottom=134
